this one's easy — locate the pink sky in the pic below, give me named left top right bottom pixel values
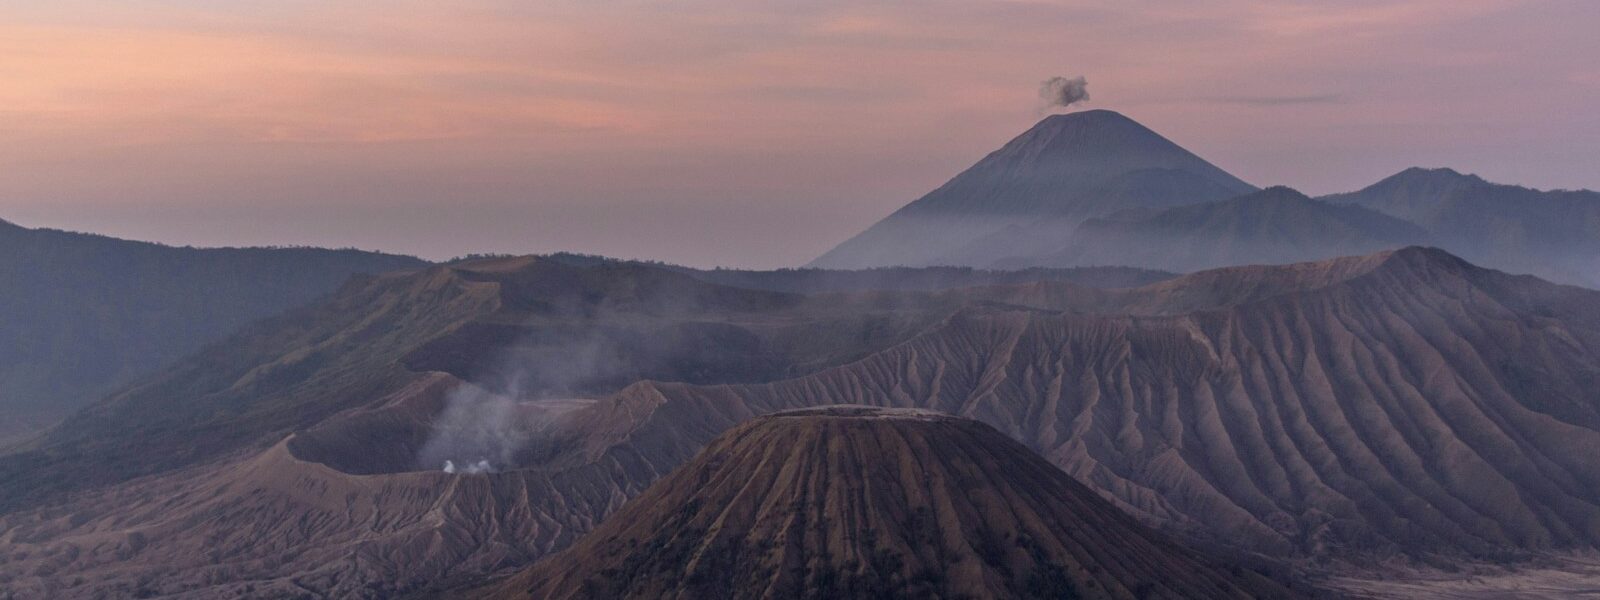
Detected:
left=2, top=1, right=1597, bottom=268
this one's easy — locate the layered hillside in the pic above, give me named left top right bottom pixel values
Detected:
left=1324, top=167, right=1600, bottom=287
left=1021, top=186, right=1428, bottom=272
left=0, top=259, right=1139, bottom=598
left=4, top=248, right=1600, bottom=597
left=488, top=407, right=1302, bottom=600
left=585, top=247, right=1600, bottom=560
left=809, top=110, right=1256, bottom=269
left=0, top=256, right=1010, bottom=514
left=0, top=219, right=425, bottom=444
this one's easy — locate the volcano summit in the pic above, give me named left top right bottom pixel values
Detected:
left=809, top=110, right=1257, bottom=269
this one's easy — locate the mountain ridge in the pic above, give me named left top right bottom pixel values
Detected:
left=1323, top=167, right=1600, bottom=287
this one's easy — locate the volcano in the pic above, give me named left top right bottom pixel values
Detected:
left=808, top=110, right=1256, bottom=269
left=7, top=249, right=1600, bottom=597
left=485, top=406, right=1303, bottom=600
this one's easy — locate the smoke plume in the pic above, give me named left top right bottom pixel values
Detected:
left=415, top=324, right=621, bottom=474
left=1040, top=76, right=1089, bottom=110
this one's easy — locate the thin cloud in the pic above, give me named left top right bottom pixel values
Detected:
left=1208, top=93, right=1345, bottom=106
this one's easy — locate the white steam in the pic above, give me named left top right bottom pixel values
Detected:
left=418, top=382, right=534, bottom=475
left=442, top=459, right=494, bottom=474
left=415, top=299, right=682, bottom=476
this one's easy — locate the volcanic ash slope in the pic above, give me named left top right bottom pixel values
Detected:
left=487, top=406, right=1303, bottom=600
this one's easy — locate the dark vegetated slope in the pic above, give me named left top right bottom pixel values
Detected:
left=0, top=263, right=498, bottom=512
left=0, top=220, right=425, bottom=443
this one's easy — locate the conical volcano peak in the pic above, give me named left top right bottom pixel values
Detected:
left=489, top=407, right=1303, bottom=599
left=1033, top=108, right=1139, bottom=129
left=960, top=108, right=1255, bottom=192
left=806, top=109, right=1256, bottom=268
left=999, top=109, right=1188, bottom=163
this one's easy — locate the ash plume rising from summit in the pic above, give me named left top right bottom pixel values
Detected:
left=1040, top=75, right=1089, bottom=110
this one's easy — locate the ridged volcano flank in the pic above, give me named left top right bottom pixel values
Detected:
left=970, top=110, right=1254, bottom=198
left=809, top=110, right=1255, bottom=269
left=488, top=406, right=1301, bottom=600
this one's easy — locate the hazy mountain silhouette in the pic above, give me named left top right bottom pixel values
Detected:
left=1323, top=167, right=1600, bottom=288
left=1014, top=186, right=1429, bottom=272
left=810, top=115, right=1597, bottom=290
left=0, top=220, right=425, bottom=444
left=809, top=110, right=1256, bottom=269
left=486, top=406, right=1304, bottom=600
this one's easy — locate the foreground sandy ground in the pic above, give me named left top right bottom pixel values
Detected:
left=1330, top=555, right=1600, bottom=599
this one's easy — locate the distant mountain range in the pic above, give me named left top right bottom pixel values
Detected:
left=1017, top=186, right=1428, bottom=273
left=1325, top=167, right=1600, bottom=287
left=5, top=247, right=1598, bottom=597
left=0, top=220, right=426, bottom=444
left=811, top=111, right=1600, bottom=289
